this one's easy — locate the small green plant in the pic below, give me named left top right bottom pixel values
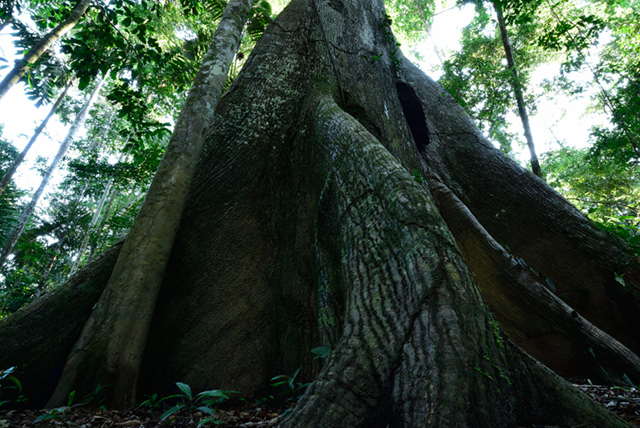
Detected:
left=413, top=169, right=424, bottom=183
left=270, top=369, right=309, bottom=419
left=138, top=392, right=163, bottom=410
left=271, top=369, right=309, bottom=404
left=311, top=345, right=331, bottom=359
left=380, top=13, right=402, bottom=77
left=34, top=391, right=76, bottom=423
left=34, top=385, right=108, bottom=423
left=78, top=384, right=108, bottom=407
left=159, top=382, right=234, bottom=426
left=363, top=53, right=384, bottom=63
left=0, top=367, right=25, bottom=408
left=34, top=406, right=70, bottom=423
left=253, top=394, right=275, bottom=406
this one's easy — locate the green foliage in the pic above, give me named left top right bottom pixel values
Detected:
left=438, top=3, right=545, bottom=153
left=542, top=146, right=639, bottom=255
left=311, top=345, right=331, bottom=359
left=270, top=369, right=309, bottom=406
left=0, top=139, right=24, bottom=246
left=0, top=115, right=164, bottom=315
left=5, top=3, right=71, bottom=105
left=34, top=385, right=108, bottom=422
left=595, top=218, right=640, bottom=257
left=0, top=0, right=272, bottom=316
left=380, top=13, right=402, bottom=77
left=247, top=1, right=273, bottom=42
left=590, top=73, right=640, bottom=164
left=384, top=0, right=435, bottom=45
left=155, top=382, right=233, bottom=426
left=0, top=367, right=25, bottom=408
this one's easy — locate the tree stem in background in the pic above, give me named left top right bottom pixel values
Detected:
left=494, top=1, right=542, bottom=178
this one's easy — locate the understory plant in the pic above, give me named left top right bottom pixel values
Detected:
left=0, top=367, right=24, bottom=407
left=156, top=382, right=233, bottom=426
left=34, top=384, right=108, bottom=423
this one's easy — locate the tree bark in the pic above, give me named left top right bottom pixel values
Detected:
left=0, top=74, right=104, bottom=270
left=46, top=0, right=256, bottom=409
left=0, top=242, right=122, bottom=408
left=493, top=1, right=542, bottom=177
left=0, top=77, right=74, bottom=196
left=0, top=0, right=90, bottom=102
left=141, top=1, right=634, bottom=425
left=1, top=0, right=638, bottom=425
left=427, top=171, right=640, bottom=384
left=407, top=62, right=640, bottom=358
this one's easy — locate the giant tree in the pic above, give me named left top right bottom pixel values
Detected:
left=1, top=0, right=640, bottom=426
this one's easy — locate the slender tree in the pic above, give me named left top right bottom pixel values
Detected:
left=0, top=74, right=104, bottom=270
left=47, top=0, right=256, bottom=409
left=0, top=0, right=90, bottom=101
left=493, top=1, right=541, bottom=177
left=0, top=76, right=74, bottom=196
left=69, top=146, right=127, bottom=276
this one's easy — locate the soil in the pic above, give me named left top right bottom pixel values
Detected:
left=0, top=384, right=638, bottom=427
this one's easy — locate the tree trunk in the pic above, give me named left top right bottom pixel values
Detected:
left=0, top=74, right=104, bottom=270
left=67, top=114, right=120, bottom=276
left=1, top=0, right=638, bottom=426
left=46, top=0, right=256, bottom=409
left=0, top=77, right=74, bottom=196
left=493, top=2, right=542, bottom=177
left=0, top=0, right=90, bottom=102
left=0, top=243, right=121, bottom=408
left=69, top=161, right=119, bottom=276
left=409, top=63, right=640, bottom=358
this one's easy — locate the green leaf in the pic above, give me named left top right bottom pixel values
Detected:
left=0, top=367, right=16, bottom=381
left=311, top=345, right=331, bottom=359
left=176, top=382, right=192, bottom=399
left=196, top=406, right=216, bottom=416
left=197, top=390, right=229, bottom=399
left=34, top=412, right=61, bottom=422
left=160, top=404, right=184, bottom=421
left=7, top=375, right=21, bottom=391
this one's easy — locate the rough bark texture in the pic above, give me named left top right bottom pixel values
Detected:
left=47, top=0, right=256, bottom=409
left=0, top=0, right=90, bottom=102
left=407, top=62, right=640, bottom=358
left=0, top=242, right=121, bottom=408
left=139, top=0, right=635, bottom=425
left=428, top=173, right=640, bottom=384
left=1, top=0, right=639, bottom=426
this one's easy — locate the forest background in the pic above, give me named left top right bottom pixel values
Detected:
left=0, top=0, right=638, bottom=319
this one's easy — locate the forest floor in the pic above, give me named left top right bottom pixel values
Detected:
left=0, top=383, right=639, bottom=427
